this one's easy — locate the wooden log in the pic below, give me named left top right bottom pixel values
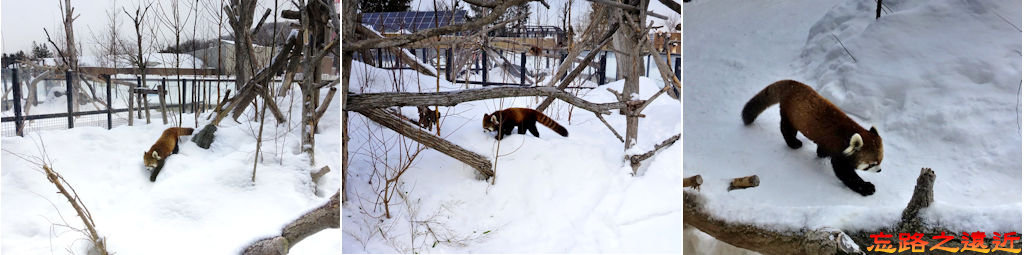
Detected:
left=727, top=175, right=759, bottom=191
left=683, top=175, right=703, bottom=191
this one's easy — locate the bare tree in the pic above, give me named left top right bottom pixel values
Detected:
left=157, top=0, right=195, bottom=126
left=123, top=1, right=155, bottom=126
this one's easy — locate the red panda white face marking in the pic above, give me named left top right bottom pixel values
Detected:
left=851, top=127, right=884, bottom=173
left=144, top=151, right=161, bottom=171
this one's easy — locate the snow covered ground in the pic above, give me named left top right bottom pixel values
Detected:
left=684, top=0, right=1021, bottom=253
left=1, top=84, right=341, bottom=254
left=343, top=61, right=681, bottom=252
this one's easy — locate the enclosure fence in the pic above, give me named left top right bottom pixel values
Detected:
left=1, top=68, right=235, bottom=137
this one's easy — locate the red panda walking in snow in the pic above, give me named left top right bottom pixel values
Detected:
left=742, top=80, right=884, bottom=196
left=143, top=127, right=194, bottom=182
left=483, top=108, right=568, bottom=140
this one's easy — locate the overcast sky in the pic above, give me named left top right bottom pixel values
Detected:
left=0, top=0, right=297, bottom=56
left=1, top=0, right=679, bottom=56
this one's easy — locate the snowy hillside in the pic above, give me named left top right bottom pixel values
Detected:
left=1, top=85, right=341, bottom=254
left=343, top=64, right=681, bottom=253
left=684, top=0, right=1020, bottom=252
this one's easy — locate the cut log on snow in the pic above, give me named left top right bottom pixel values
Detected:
left=242, top=191, right=340, bottom=255
left=346, top=86, right=628, bottom=115
left=684, top=175, right=703, bottom=191
left=685, top=167, right=1022, bottom=254
left=355, top=108, right=495, bottom=178
left=727, top=175, right=759, bottom=191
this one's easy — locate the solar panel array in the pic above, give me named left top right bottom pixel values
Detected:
left=362, top=11, right=467, bottom=34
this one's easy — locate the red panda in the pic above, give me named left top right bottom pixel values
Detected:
left=742, top=80, right=883, bottom=196
left=483, top=108, right=568, bottom=140
left=143, top=127, right=194, bottom=182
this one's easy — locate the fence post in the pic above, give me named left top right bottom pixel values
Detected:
left=481, top=50, right=488, bottom=86
left=675, top=56, right=681, bottom=81
left=12, top=68, right=23, bottom=136
left=377, top=49, right=384, bottom=68
left=445, top=48, right=453, bottom=81
left=66, top=70, right=74, bottom=129
left=599, top=52, right=607, bottom=85
left=520, top=52, right=527, bottom=85
left=646, top=53, right=651, bottom=77
left=421, top=48, right=429, bottom=64
left=106, top=75, right=112, bottom=129
left=192, top=79, right=198, bottom=113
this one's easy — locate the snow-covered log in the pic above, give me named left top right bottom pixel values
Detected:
left=685, top=168, right=1022, bottom=254
left=242, top=191, right=340, bottom=255
left=354, top=108, right=495, bottom=178
left=346, top=86, right=627, bottom=115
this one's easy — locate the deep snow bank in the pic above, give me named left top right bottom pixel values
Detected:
left=343, top=65, right=681, bottom=253
left=1, top=85, right=341, bottom=254
left=683, top=0, right=1020, bottom=239
left=799, top=0, right=1022, bottom=231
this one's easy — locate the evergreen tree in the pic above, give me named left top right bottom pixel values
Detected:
left=30, top=41, right=53, bottom=60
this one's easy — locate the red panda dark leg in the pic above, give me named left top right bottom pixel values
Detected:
left=517, top=123, right=528, bottom=135
left=780, top=114, right=802, bottom=149
left=172, top=140, right=180, bottom=154
left=816, top=145, right=829, bottom=158
left=830, top=156, right=875, bottom=196
left=527, top=122, right=540, bottom=137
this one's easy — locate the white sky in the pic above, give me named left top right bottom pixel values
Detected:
left=0, top=0, right=297, bottom=56
left=1, top=0, right=678, bottom=56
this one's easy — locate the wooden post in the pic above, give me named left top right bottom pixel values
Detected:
left=11, top=68, right=23, bottom=136
left=65, top=70, right=74, bottom=129
left=106, top=75, right=112, bottom=129
left=159, top=78, right=168, bottom=123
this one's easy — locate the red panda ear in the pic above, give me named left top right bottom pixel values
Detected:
left=490, top=115, right=498, bottom=123
left=152, top=151, right=160, bottom=160
left=870, top=126, right=878, bottom=134
left=843, top=133, right=864, bottom=156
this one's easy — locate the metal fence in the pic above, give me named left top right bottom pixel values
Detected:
left=1, top=68, right=234, bottom=137
left=356, top=48, right=681, bottom=88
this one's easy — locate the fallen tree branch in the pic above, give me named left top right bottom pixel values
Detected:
left=346, top=86, right=627, bottom=115
left=595, top=112, right=624, bottom=142
left=242, top=191, right=340, bottom=255
left=627, top=134, right=679, bottom=172
left=355, top=108, right=494, bottom=177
